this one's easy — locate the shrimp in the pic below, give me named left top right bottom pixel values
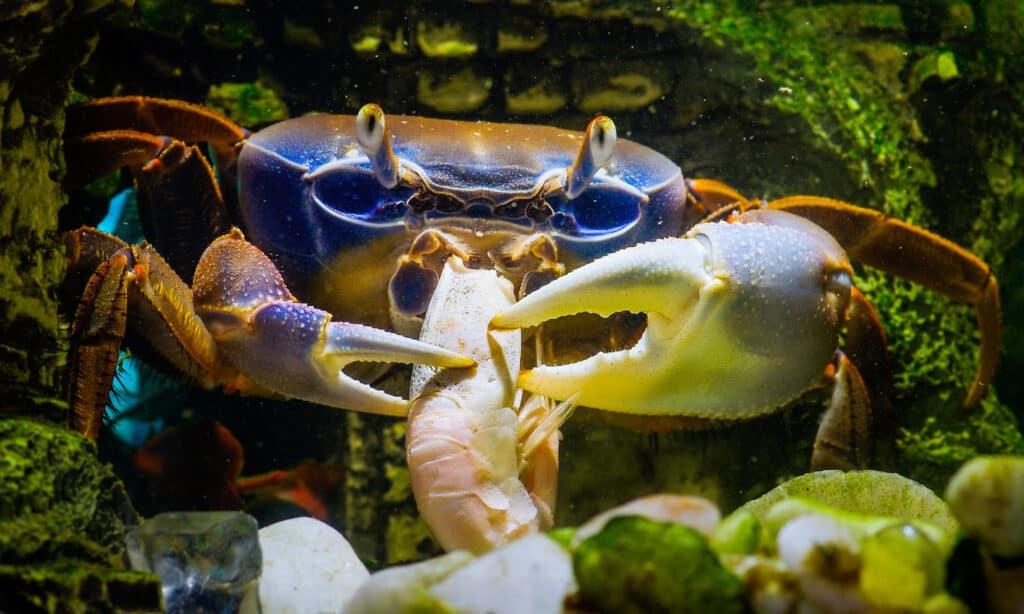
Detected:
left=406, top=257, right=573, bottom=554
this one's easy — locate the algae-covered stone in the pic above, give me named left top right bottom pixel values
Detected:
left=0, top=560, right=163, bottom=614
left=0, top=420, right=159, bottom=611
left=762, top=497, right=954, bottom=557
left=739, top=470, right=957, bottom=539
left=711, top=509, right=761, bottom=556
left=574, top=516, right=744, bottom=614
left=344, top=550, right=473, bottom=614
left=859, top=523, right=945, bottom=609
left=572, top=494, right=721, bottom=549
left=205, top=81, right=289, bottom=128
left=0, top=419, right=138, bottom=563
left=944, top=455, right=1024, bottom=558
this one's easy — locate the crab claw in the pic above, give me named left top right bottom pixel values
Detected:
left=195, top=229, right=474, bottom=416
left=492, top=211, right=852, bottom=419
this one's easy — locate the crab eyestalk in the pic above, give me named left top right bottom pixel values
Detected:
left=565, top=116, right=617, bottom=199
left=355, top=103, right=401, bottom=189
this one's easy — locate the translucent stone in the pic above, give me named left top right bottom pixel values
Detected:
left=126, top=511, right=262, bottom=614
left=859, top=523, right=944, bottom=609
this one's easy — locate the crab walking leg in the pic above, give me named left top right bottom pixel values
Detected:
left=407, top=258, right=562, bottom=553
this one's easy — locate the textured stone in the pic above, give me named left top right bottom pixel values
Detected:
left=432, top=534, right=575, bottom=614
left=259, top=517, right=369, bottom=614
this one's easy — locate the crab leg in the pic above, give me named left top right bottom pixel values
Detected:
left=811, top=351, right=873, bottom=471
left=407, top=258, right=570, bottom=553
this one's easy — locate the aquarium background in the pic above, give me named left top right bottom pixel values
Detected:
left=2, top=0, right=1022, bottom=575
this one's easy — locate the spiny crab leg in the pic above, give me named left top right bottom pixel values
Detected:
left=193, top=229, right=474, bottom=417
left=492, top=209, right=855, bottom=418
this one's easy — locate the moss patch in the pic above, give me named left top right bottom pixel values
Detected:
left=0, top=419, right=138, bottom=564
left=574, top=515, right=744, bottom=614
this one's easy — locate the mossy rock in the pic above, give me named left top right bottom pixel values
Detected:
left=0, top=419, right=138, bottom=564
left=574, top=515, right=744, bottom=614
left=738, top=470, right=957, bottom=535
left=0, top=561, right=162, bottom=614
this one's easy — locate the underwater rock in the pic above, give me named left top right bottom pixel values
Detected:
left=431, top=534, right=575, bottom=614
left=859, top=523, right=945, bottom=610
left=944, top=455, right=1024, bottom=613
left=776, top=513, right=867, bottom=612
left=0, top=419, right=138, bottom=563
left=126, top=511, right=261, bottom=614
left=739, top=470, right=958, bottom=539
left=944, top=455, right=1024, bottom=559
left=725, top=555, right=801, bottom=614
left=344, top=550, right=475, bottom=614
left=768, top=499, right=961, bottom=612
left=258, top=517, right=369, bottom=614
left=574, top=515, right=745, bottom=614
left=711, top=509, right=761, bottom=556
left=762, top=496, right=954, bottom=557
left=0, top=419, right=161, bottom=611
left=571, top=494, right=721, bottom=548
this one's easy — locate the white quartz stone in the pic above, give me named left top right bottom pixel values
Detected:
left=430, top=534, right=576, bottom=614
left=258, top=517, right=369, bottom=614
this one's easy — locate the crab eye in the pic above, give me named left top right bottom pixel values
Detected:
left=311, top=168, right=409, bottom=225
left=356, top=104, right=386, bottom=153
left=550, top=187, right=641, bottom=238
left=588, top=116, right=617, bottom=169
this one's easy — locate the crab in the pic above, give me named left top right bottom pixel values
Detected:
left=62, top=97, right=999, bottom=552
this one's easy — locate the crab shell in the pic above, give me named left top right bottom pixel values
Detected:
left=236, top=114, right=689, bottom=327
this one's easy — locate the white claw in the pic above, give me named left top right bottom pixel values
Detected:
left=493, top=217, right=850, bottom=419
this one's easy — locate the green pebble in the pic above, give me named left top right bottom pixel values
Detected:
left=711, top=509, right=760, bottom=556
left=859, top=523, right=945, bottom=609
left=574, top=516, right=744, bottom=614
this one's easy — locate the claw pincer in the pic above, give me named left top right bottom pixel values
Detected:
left=494, top=210, right=854, bottom=418
left=193, top=230, right=473, bottom=416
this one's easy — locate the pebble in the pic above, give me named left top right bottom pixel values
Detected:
left=258, top=517, right=369, bottom=614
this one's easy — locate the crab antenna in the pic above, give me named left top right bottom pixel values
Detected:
left=356, top=103, right=401, bottom=189
left=565, top=115, right=617, bottom=199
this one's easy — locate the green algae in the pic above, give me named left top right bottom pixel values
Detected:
left=899, top=396, right=1024, bottom=492
left=0, top=560, right=162, bottom=614
left=0, top=419, right=159, bottom=612
left=710, top=509, right=760, bottom=556
left=574, top=516, right=745, bottom=613
left=0, top=420, right=138, bottom=564
left=205, top=81, right=289, bottom=128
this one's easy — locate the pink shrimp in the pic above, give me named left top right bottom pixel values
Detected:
left=406, top=258, right=572, bottom=554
